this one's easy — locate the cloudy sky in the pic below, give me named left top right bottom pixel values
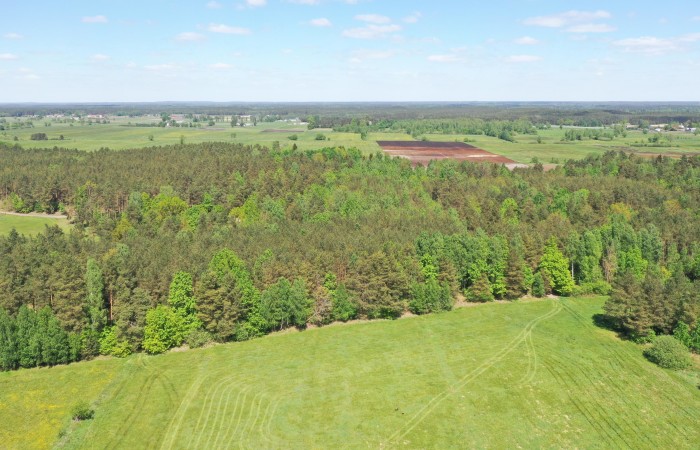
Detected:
left=1, top=0, right=699, bottom=102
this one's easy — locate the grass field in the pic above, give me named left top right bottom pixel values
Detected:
left=1, top=297, right=697, bottom=449
left=0, top=213, right=71, bottom=236
left=3, top=117, right=700, bottom=163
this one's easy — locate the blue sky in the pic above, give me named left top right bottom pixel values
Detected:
left=1, top=0, right=699, bottom=102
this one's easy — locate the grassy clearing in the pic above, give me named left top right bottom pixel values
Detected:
left=3, top=117, right=700, bottom=163
left=0, top=213, right=71, bottom=235
left=1, top=297, right=697, bottom=449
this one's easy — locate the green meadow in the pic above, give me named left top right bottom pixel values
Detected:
left=1, top=297, right=697, bottom=449
left=3, top=116, right=700, bottom=163
left=0, top=213, right=71, bottom=236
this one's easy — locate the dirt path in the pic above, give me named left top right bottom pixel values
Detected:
left=0, top=210, right=68, bottom=219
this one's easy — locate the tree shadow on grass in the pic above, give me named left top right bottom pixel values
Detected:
left=592, top=313, right=635, bottom=341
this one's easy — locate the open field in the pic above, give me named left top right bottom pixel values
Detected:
left=1, top=297, right=697, bottom=449
left=3, top=117, right=700, bottom=164
left=378, top=140, right=517, bottom=166
left=0, top=212, right=71, bottom=235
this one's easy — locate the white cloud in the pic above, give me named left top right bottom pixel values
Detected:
left=209, top=62, right=233, bottom=69
left=506, top=54, right=543, bottom=63
left=0, top=53, right=19, bottom=60
left=23, top=73, right=40, bottom=80
left=289, top=0, right=320, bottom=4
left=403, top=12, right=422, bottom=24
left=613, top=34, right=700, bottom=55
left=427, top=54, right=461, bottom=63
left=692, top=16, right=700, bottom=21
left=524, top=10, right=610, bottom=28
left=342, top=24, right=401, bottom=39
left=567, top=23, right=616, bottom=33
left=309, top=18, right=332, bottom=27
left=245, top=0, right=266, bottom=6
left=514, top=36, right=539, bottom=45
left=3, top=33, right=23, bottom=40
left=91, top=54, right=110, bottom=61
left=175, top=32, right=207, bottom=41
left=82, top=15, right=108, bottom=23
left=355, top=14, right=391, bottom=24
left=208, top=24, right=251, bottom=35
left=206, top=1, right=223, bottom=8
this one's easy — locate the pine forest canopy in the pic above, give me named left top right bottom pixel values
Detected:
left=0, top=139, right=699, bottom=369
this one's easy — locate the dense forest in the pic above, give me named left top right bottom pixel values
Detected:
left=1, top=142, right=700, bottom=370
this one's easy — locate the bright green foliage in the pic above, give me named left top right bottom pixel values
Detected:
left=70, top=401, right=95, bottom=421
left=673, top=322, right=692, bottom=348
left=99, top=326, right=118, bottom=356
left=168, top=271, right=201, bottom=333
left=142, top=305, right=185, bottom=354
left=690, top=320, right=700, bottom=352
left=644, top=335, right=692, bottom=370
left=259, top=278, right=312, bottom=330
left=575, top=230, right=604, bottom=283
left=99, top=326, right=132, bottom=358
left=539, top=238, right=575, bottom=296
left=85, top=258, right=106, bottom=333
left=409, top=279, right=453, bottom=314
left=619, top=247, right=648, bottom=279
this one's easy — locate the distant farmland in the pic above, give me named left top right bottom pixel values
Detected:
left=378, top=141, right=520, bottom=167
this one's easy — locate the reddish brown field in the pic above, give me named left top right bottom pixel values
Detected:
left=377, top=141, right=516, bottom=166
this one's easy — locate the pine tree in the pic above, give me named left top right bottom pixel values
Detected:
left=532, top=272, right=545, bottom=297
left=85, top=258, right=106, bottom=333
left=0, top=309, right=18, bottom=371
left=504, top=249, right=526, bottom=300
left=467, top=273, right=494, bottom=303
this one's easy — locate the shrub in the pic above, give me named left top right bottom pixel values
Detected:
left=99, top=327, right=118, bottom=355
left=288, top=134, right=298, bottom=141
left=314, top=133, right=327, bottom=141
left=644, top=335, right=692, bottom=370
left=30, top=132, right=48, bottom=141
left=572, top=281, right=612, bottom=296
left=186, top=329, right=213, bottom=348
left=71, top=401, right=94, bottom=421
left=111, top=340, right=132, bottom=358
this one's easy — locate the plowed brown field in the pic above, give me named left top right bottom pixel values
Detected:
left=377, top=141, right=516, bottom=166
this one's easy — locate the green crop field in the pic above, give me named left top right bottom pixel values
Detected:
left=1, top=297, right=697, bottom=449
left=0, top=213, right=71, bottom=236
left=3, top=117, right=700, bottom=163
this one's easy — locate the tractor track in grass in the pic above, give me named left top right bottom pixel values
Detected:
left=384, top=300, right=562, bottom=446
left=559, top=300, right=696, bottom=440
left=105, top=356, right=177, bottom=450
